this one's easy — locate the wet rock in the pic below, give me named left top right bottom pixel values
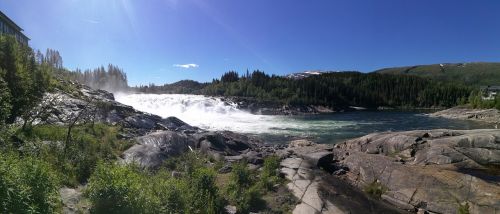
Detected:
left=124, top=114, right=157, bottom=130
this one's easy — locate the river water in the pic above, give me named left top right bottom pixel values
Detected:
left=115, top=93, right=492, bottom=144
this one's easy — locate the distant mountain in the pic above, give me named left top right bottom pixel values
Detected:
left=285, top=70, right=332, bottom=79
left=374, top=62, right=500, bottom=87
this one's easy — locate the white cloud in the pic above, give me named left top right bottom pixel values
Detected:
left=82, top=19, right=100, bottom=24
left=173, top=63, right=199, bottom=69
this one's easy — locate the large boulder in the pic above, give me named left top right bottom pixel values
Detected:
left=332, top=129, right=500, bottom=214
left=122, top=131, right=195, bottom=169
left=194, top=131, right=258, bottom=156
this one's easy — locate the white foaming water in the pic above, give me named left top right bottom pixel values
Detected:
left=114, top=93, right=356, bottom=136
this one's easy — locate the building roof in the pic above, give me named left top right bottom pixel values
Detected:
left=0, top=10, right=23, bottom=32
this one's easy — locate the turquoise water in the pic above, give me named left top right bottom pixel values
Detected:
left=251, top=111, right=493, bottom=144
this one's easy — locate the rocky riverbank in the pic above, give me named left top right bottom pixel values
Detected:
left=36, top=82, right=499, bottom=213
left=430, top=106, right=500, bottom=125
left=277, top=129, right=500, bottom=214
left=221, top=96, right=343, bottom=115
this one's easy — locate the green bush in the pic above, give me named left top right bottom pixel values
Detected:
left=458, top=202, right=470, bottom=214
left=364, top=180, right=387, bottom=199
left=152, top=174, right=187, bottom=214
left=86, top=163, right=153, bottom=214
left=225, top=161, right=263, bottom=213
left=19, top=124, right=131, bottom=186
left=86, top=162, right=224, bottom=214
left=0, top=153, right=60, bottom=213
left=259, top=155, right=282, bottom=191
left=187, top=167, right=224, bottom=214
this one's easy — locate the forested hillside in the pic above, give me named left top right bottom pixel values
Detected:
left=375, top=62, right=500, bottom=87
left=200, top=70, right=472, bottom=109
left=136, top=80, right=207, bottom=94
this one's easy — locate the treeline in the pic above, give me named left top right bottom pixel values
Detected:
left=71, top=64, right=129, bottom=92
left=135, top=80, right=208, bottom=94
left=201, top=70, right=472, bottom=109
left=468, top=90, right=500, bottom=110
left=0, top=35, right=57, bottom=124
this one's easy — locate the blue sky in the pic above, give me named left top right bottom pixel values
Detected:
left=1, top=0, right=500, bottom=85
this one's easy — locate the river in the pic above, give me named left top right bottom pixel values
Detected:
left=115, top=93, right=492, bottom=144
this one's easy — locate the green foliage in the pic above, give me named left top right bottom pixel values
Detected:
left=225, top=161, right=264, bottom=213
left=199, top=70, right=471, bottom=109
left=467, top=90, right=500, bottom=110
left=258, top=155, right=282, bottom=191
left=364, top=180, right=387, bottom=199
left=187, top=167, right=224, bottom=214
left=221, top=71, right=240, bottom=83
left=0, top=74, right=12, bottom=124
left=152, top=173, right=188, bottom=214
left=136, top=80, right=208, bottom=94
left=0, top=35, right=58, bottom=125
left=72, top=64, right=128, bottom=92
left=86, top=162, right=224, bottom=214
left=18, top=124, right=132, bottom=186
left=376, top=62, right=500, bottom=87
left=86, top=163, right=153, bottom=214
left=458, top=202, right=470, bottom=214
left=162, top=151, right=205, bottom=176
left=0, top=153, right=60, bottom=213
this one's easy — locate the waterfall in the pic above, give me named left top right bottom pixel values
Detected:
left=115, top=93, right=281, bottom=133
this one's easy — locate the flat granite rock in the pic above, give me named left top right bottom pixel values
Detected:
left=332, top=129, right=500, bottom=214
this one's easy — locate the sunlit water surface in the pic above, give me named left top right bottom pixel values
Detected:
left=115, top=93, right=492, bottom=143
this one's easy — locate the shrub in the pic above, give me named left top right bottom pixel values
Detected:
left=259, top=155, right=282, bottom=191
left=0, top=153, right=61, bottom=213
left=225, top=161, right=264, bottom=213
left=152, top=176, right=187, bottom=214
left=85, top=162, right=153, bottom=214
left=364, top=180, right=387, bottom=199
left=86, top=162, right=224, bottom=214
left=19, top=124, right=131, bottom=186
left=458, top=202, right=470, bottom=214
left=187, top=167, right=224, bottom=214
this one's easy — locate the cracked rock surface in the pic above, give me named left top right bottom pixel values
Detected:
left=333, top=129, right=500, bottom=214
left=281, top=140, right=406, bottom=214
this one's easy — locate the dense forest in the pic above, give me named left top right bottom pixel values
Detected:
left=198, top=70, right=473, bottom=109
left=136, top=80, right=207, bottom=94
